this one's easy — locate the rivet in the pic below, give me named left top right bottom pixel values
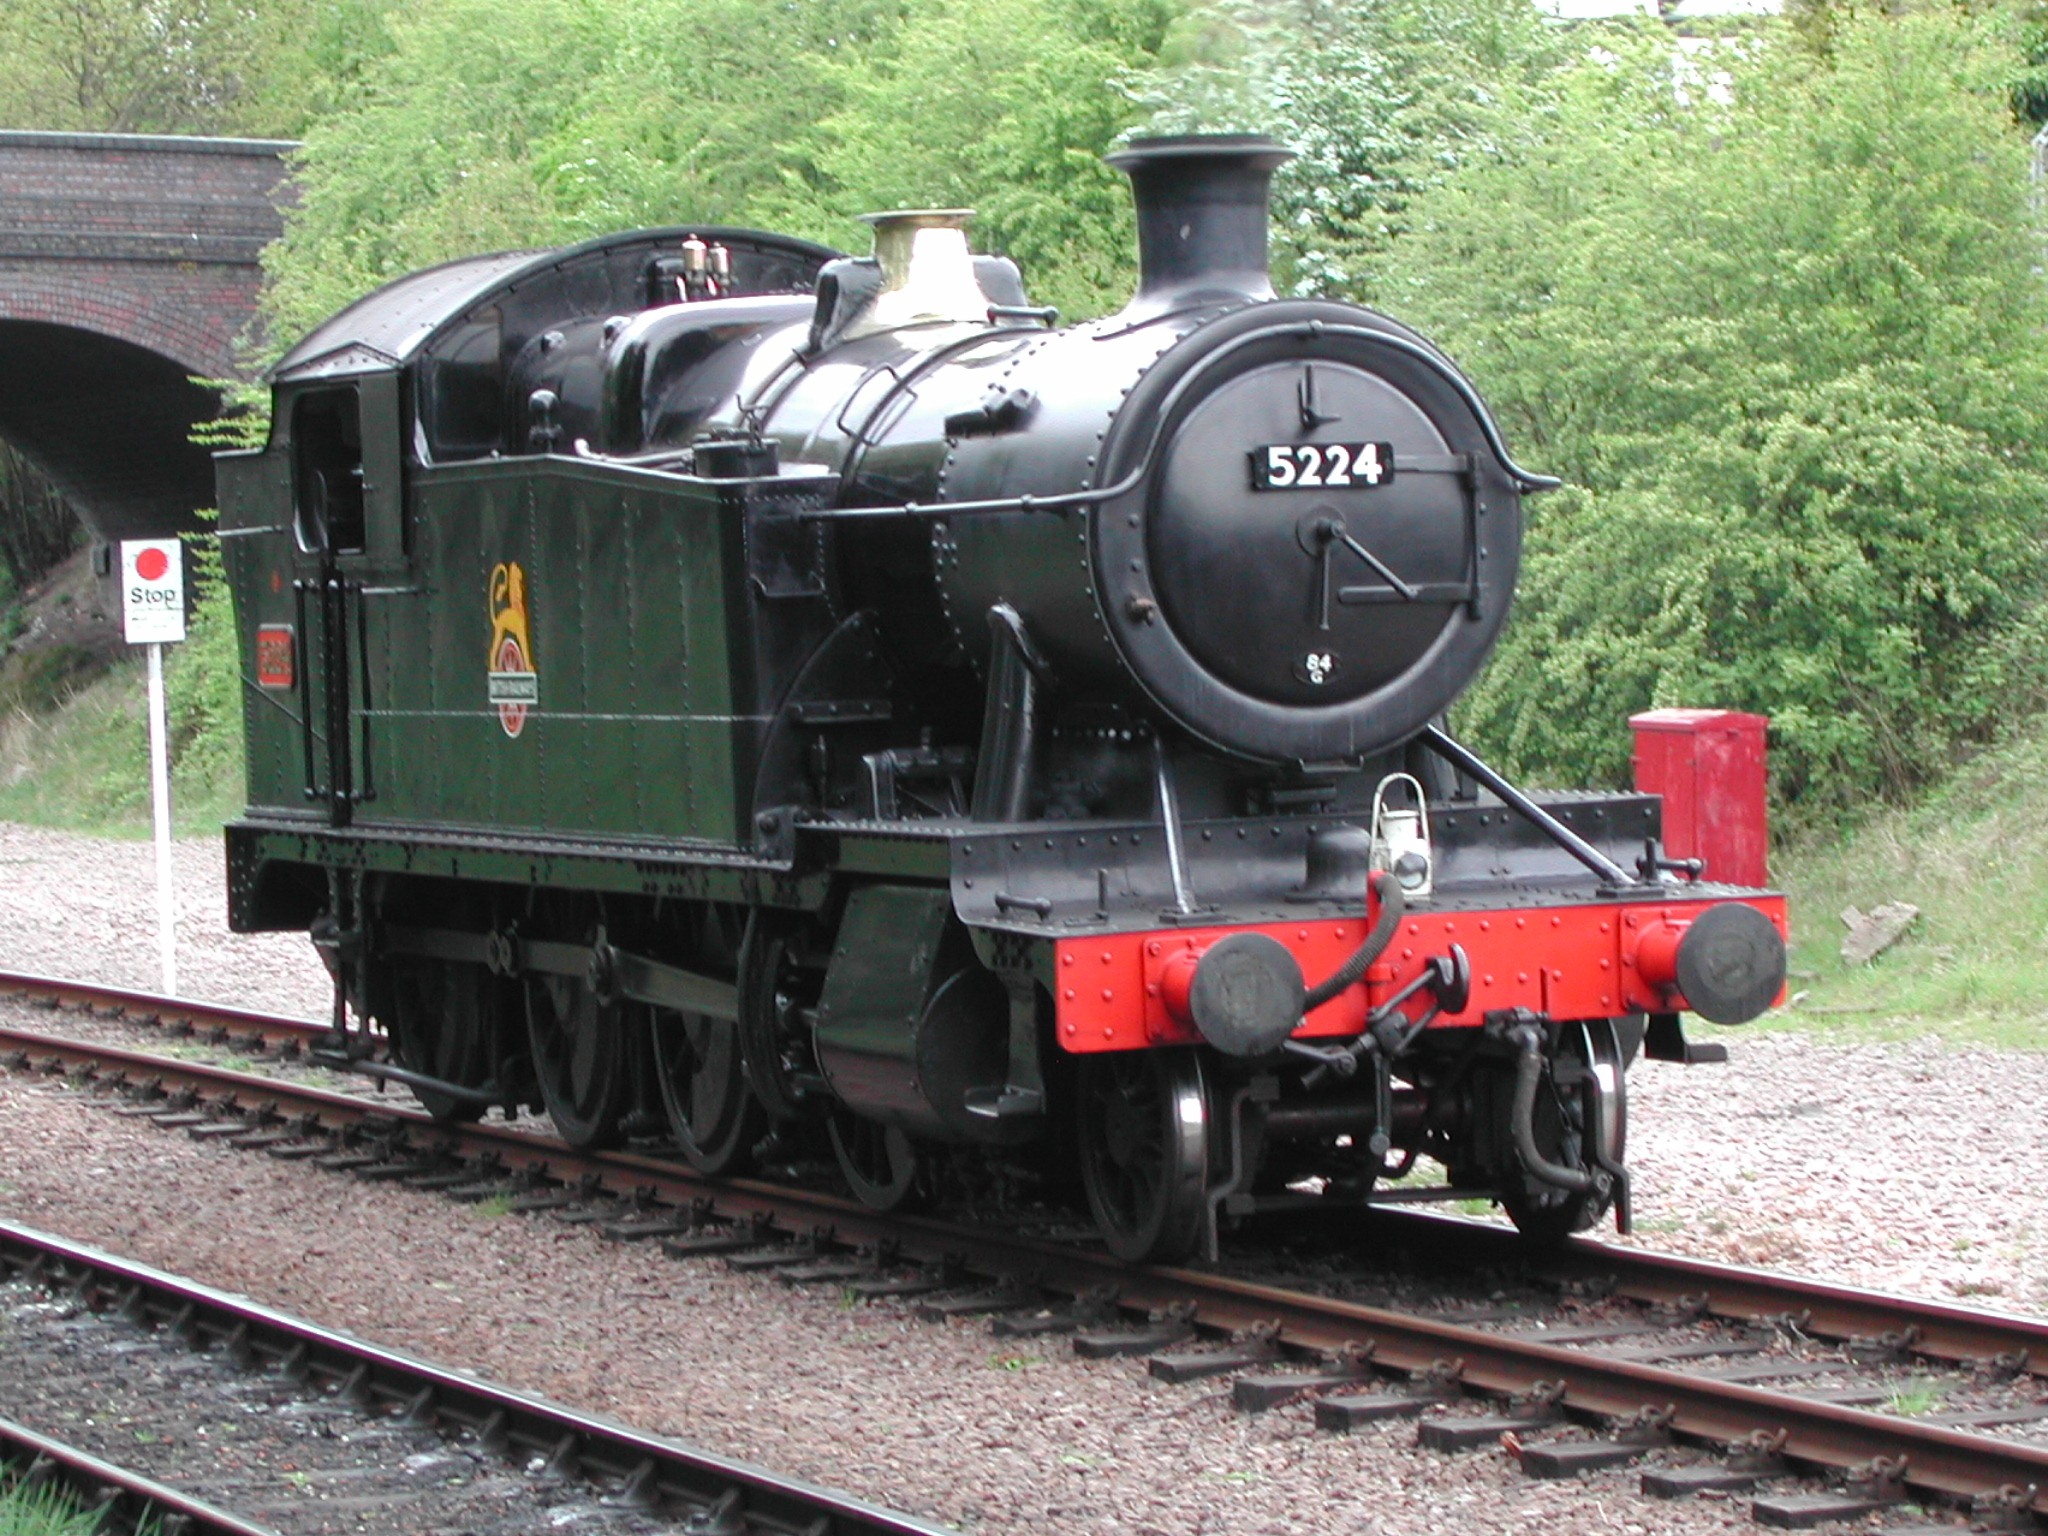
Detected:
left=1402, top=947, right=1413, bottom=959
left=1479, top=920, right=1491, bottom=933
left=1147, top=941, right=1162, bottom=957
left=1517, top=971, right=1529, bottom=983
left=1550, top=916, right=1562, bottom=928
left=1102, top=1027, right=1114, bottom=1039
left=1298, top=929, right=1309, bottom=942
left=1484, top=974, right=1495, bottom=986
left=1064, top=988, right=1075, bottom=999
left=1146, top=983, right=1159, bottom=996
left=1515, top=917, right=1527, bottom=930
left=1102, top=988, right=1114, bottom=1001
left=1062, top=954, right=1075, bottom=967
left=1101, top=951, right=1113, bottom=964
left=1599, top=959, right=1611, bottom=971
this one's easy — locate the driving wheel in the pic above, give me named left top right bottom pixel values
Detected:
left=1076, top=1048, right=1211, bottom=1263
left=827, top=1111, right=923, bottom=1211
left=526, top=958, right=635, bottom=1149
left=650, top=1008, right=764, bottom=1174
left=377, top=954, right=500, bottom=1123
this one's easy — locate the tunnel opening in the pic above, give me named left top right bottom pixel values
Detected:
left=0, top=320, right=221, bottom=546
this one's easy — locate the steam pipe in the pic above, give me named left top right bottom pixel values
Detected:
left=1302, top=870, right=1405, bottom=1012
left=1508, top=1023, right=1594, bottom=1194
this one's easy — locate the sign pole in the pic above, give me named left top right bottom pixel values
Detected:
left=120, top=539, right=187, bottom=998
left=145, top=639, right=177, bottom=996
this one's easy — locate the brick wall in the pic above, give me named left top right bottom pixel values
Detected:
left=0, top=132, right=293, bottom=537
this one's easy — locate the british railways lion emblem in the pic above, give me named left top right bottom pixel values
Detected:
left=487, top=561, right=538, bottom=738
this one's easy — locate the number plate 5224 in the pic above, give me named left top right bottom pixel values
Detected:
left=1248, top=442, right=1394, bottom=491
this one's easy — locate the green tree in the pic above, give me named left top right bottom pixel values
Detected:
left=1380, top=12, right=2048, bottom=809
left=749, top=0, right=1175, bottom=319
left=260, top=0, right=1169, bottom=348
left=0, top=0, right=398, bottom=137
left=1132, top=0, right=1565, bottom=295
left=257, top=0, right=625, bottom=343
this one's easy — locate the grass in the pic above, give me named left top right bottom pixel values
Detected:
left=0, top=653, right=241, bottom=837
left=0, top=1481, right=116, bottom=1536
left=1765, top=723, right=2048, bottom=1050
left=1884, top=1381, right=1945, bottom=1417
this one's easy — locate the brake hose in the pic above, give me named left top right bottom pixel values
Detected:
left=1303, top=869, right=1405, bottom=1012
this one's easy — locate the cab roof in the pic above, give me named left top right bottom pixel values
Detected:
left=268, top=225, right=841, bottom=385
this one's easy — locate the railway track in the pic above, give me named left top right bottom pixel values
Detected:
left=0, top=1218, right=954, bottom=1536
left=4, top=975, right=2046, bottom=1532
left=0, top=1411, right=280, bottom=1536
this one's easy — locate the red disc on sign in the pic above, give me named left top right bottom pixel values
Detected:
left=135, top=548, right=169, bottom=581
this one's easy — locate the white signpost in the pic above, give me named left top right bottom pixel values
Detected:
left=120, top=539, right=186, bottom=996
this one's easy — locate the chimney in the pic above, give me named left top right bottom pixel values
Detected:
left=1104, top=134, right=1294, bottom=318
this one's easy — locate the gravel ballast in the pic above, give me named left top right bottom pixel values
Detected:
left=0, top=820, right=2041, bottom=1533
left=0, top=1281, right=678, bottom=1536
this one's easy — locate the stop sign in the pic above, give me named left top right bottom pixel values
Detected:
left=120, top=539, right=186, bottom=644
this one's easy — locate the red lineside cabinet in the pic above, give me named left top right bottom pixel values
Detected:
left=1628, top=709, right=1769, bottom=888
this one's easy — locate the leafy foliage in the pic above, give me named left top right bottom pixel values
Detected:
left=0, top=0, right=400, bottom=136
left=259, top=0, right=1171, bottom=348
left=1132, top=0, right=1566, bottom=295
left=748, top=0, right=1176, bottom=319
left=1380, top=12, right=2048, bottom=809
left=166, top=509, right=245, bottom=807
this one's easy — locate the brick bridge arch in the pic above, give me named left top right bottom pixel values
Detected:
left=0, top=131, right=291, bottom=543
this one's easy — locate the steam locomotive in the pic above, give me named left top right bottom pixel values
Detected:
left=217, top=135, right=1788, bottom=1262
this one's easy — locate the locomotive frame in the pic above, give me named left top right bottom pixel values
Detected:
left=217, top=136, right=1788, bottom=1262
